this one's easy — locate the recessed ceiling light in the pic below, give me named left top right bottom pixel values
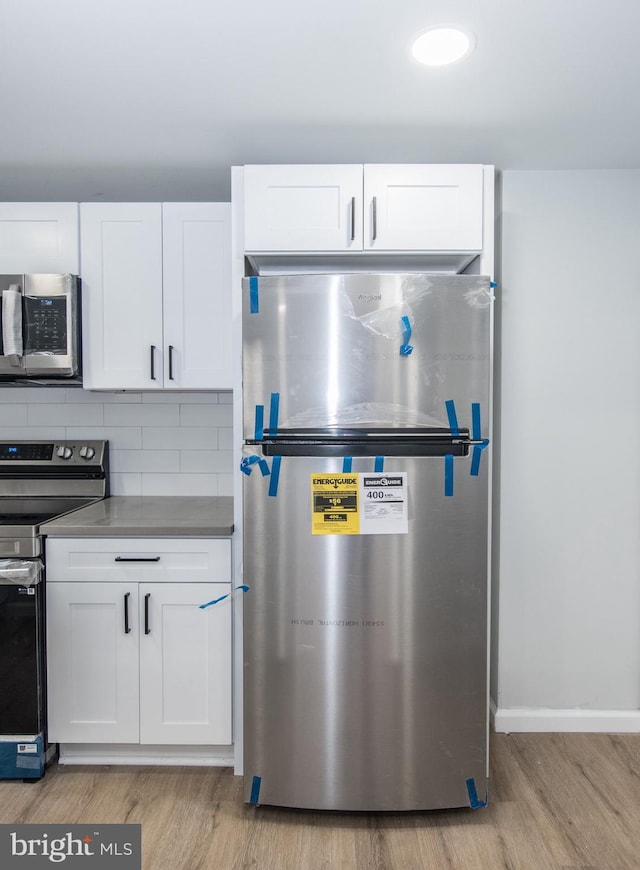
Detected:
left=411, top=26, right=475, bottom=67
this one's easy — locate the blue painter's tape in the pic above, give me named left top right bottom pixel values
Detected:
left=240, top=456, right=258, bottom=476
left=254, top=405, right=264, bottom=441
left=249, top=276, right=259, bottom=314
left=445, top=400, right=460, bottom=436
left=269, top=392, right=280, bottom=433
left=250, top=775, right=262, bottom=805
left=466, top=777, right=488, bottom=809
left=490, top=281, right=497, bottom=289
left=399, top=315, right=413, bottom=356
left=444, top=454, right=454, bottom=497
left=470, top=440, right=490, bottom=477
left=240, top=455, right=270, bottom=477
left=268, top=455, right=282, bottom=497
left=374, top=456, right=384, bottom=472
left=471, top=402, right=482, bottom=441
left=342, top=457, right=352, bottom=473
left=199, top=584, right=250, bottom=610
left=470, top=402, right=490, bottom=476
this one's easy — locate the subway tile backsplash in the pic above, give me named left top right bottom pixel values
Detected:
left=0, top=388, right=233, bottom=496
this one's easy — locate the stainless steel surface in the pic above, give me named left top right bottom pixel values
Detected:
left=243, top=454, right=488, bottom=811
left=242, top=273, right=491, bottom=811
left=0, top=274, right=80, bottom=378
left=39, top=496, right=234, bottom=537
left=0, top=440, right=109, bottom=556
left=242, top=274, right=491, bottom=437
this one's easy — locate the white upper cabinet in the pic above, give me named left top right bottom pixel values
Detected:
left=243, top=164, right=485, bottom=253
left=80, top=203, right=164, bottom=390
left=363, top=164, right=484, bottom=251
left=162, top=203, right=231, bottom=389
left=0, top=202, right=79, bottom=273
left=243, top=164, right=363, bottom=251
left=80, top=202, right=232, bottom=390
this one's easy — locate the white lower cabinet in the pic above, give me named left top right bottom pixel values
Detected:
left=46, top=538, right=232, bottom=747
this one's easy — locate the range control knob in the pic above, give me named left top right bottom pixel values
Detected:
left=79, top=445, right=96, bottom=460
left=56, top=446, right=73, bottom=460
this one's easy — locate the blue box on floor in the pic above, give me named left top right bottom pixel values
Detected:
left=0, top=735, right=45, bottom=780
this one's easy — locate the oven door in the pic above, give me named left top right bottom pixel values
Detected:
left=0, top=560, right=45, bottom=735
left=0, top=274, right=80, bottom=378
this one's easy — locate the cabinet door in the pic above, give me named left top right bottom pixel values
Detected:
left=139, top=583, right=232, bottom=745
left=162, top=203, right=232, bottom=389
left=80, top=203, right=164, bottom=389
left=363, top=164, right=484, bottom=251
left=0, top=203, right=79, bottom=273
left=46, top=582, right=139, bottom=743
left=244, top=164, right=363, bottom=251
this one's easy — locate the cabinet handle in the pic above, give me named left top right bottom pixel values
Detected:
left=350, top=197, right=356, bottom=242
left=144, top=593, right=151, bottom=635
left=115, top=556, right=161, bottom=562
left=150, top=345, right=156, bottom=380
left=124, top=592, right=131, bottom=634
left=372, top=196, right=378, bottom=242
left=168, top=345, right=175, bottom=380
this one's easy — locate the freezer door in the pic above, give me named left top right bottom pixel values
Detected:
left=242, top=273, right=491, bottom=437
left=242, top=452, right=488, bottom=811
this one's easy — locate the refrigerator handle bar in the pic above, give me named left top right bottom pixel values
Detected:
left=350, top=197, right=356, bottom=241
left=372, top=196, right=378, bottom=241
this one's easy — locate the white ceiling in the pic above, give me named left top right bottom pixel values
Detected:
left=2, top=0, right=640, bottom=201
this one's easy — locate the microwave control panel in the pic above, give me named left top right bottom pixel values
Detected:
left=24, top=296, right=68, bottom=354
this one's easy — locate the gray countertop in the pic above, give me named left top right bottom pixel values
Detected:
left=40, top=496, right=234, bottom=537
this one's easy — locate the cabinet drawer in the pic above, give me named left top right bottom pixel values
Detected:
left=46, top=538, right=231, bottom=583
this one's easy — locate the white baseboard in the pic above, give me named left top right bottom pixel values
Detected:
left=491, top=699, right=640, bottom=733
left=57, top=743, right=235, bottom=767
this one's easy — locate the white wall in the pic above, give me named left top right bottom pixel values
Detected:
left=494, top=170, right=640, bottom=731
left=0, top=388, right=233, bottom=496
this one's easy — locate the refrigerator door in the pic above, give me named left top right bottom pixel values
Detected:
left=242, top=452, right=488, bottom=811
left=242, top=273, right=491, bottom=437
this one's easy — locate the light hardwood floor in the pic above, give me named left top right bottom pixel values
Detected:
left=0, top=732, right=639, bottom=869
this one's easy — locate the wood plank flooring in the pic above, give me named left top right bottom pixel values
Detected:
left=0, top=732, right=639, bottom=869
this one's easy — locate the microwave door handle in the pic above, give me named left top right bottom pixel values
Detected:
left=1, top=284, right=24, bottom=365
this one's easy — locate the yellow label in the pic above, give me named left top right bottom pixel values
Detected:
left=310, top=473, right=360, bottom=535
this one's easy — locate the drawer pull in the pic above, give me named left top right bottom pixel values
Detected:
left=144, top=593, right=151, bottom=635
left=124, top=592, right=131, bottom=634
left=115, top=556, right=161, bottom=562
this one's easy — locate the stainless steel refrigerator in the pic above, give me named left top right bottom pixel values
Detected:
left=241, top=273, right=492, bottom=811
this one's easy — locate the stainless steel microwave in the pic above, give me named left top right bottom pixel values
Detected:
left=0, top=274, right=80, bottom=379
